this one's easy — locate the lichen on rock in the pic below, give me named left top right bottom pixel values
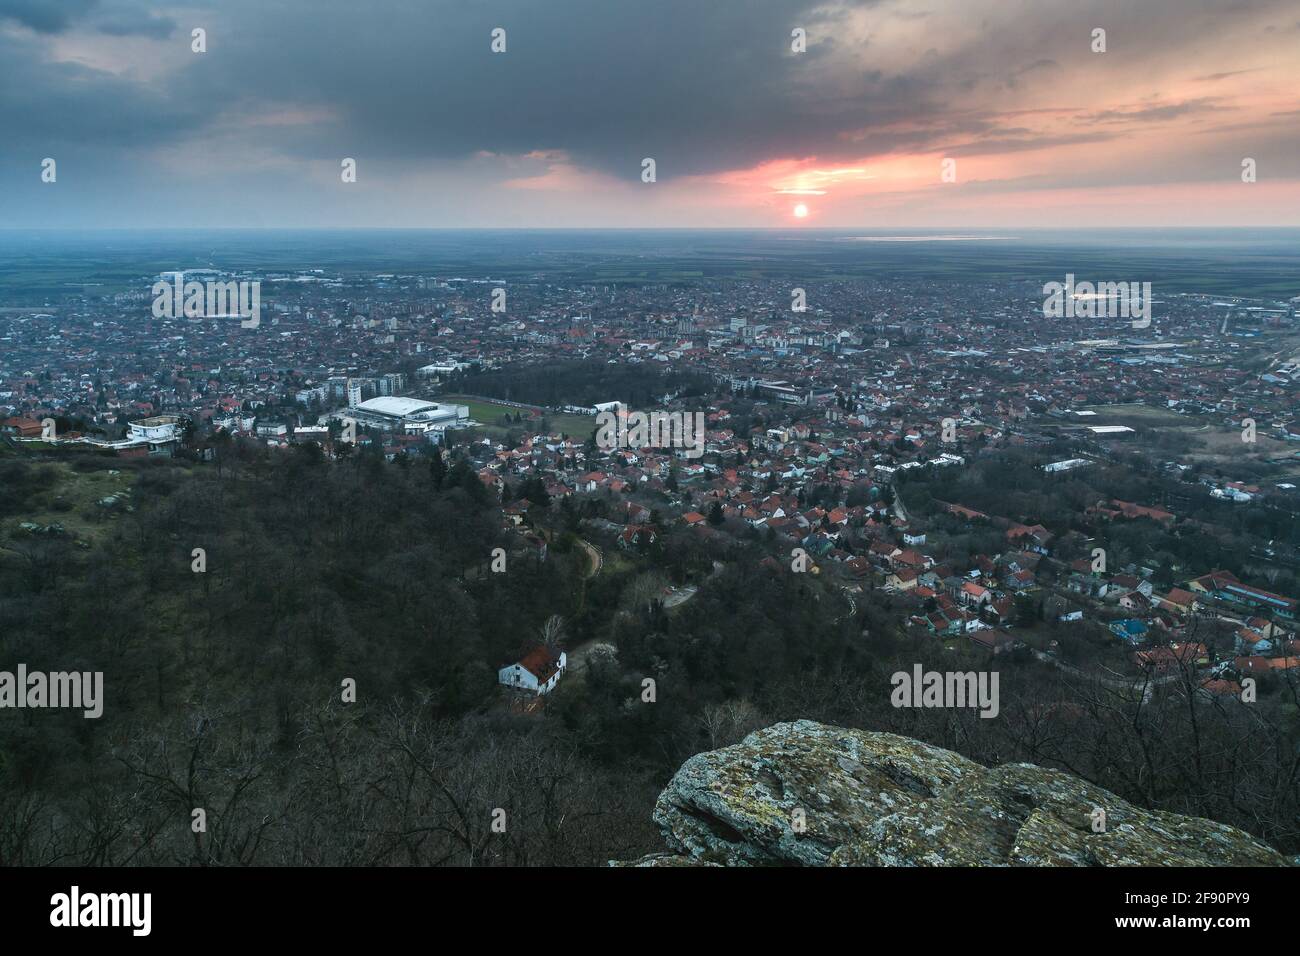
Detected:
left=634, top=720, right=1289, bottom=867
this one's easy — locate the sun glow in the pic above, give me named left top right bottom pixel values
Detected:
left=793, top=203, right=809, bottom=218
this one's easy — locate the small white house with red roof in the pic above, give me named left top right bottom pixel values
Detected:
left=499, top=647, right=567, bottom=695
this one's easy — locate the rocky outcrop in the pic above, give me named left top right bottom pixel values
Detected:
left=625, top=720, right=1288, bottom=867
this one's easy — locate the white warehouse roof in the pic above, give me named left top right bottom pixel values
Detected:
left=355, top=397, right=441, bottom=418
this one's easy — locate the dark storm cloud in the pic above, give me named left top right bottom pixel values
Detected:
left=0, top=0, right=96, bottom=33
left=95, top=12, right=176, bottom=39
left=3, top=0, right=1296, bottom=176
left=183, top=0, right=890, bottom=178
left=2, top=0, right=955, bottom=179
left=0, top=31, right=205, bottom=151
left=0, top=0, right=169, bottom=36
left=0, top=0, right=1296, bottom=226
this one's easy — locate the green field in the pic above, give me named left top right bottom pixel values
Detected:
left=1081, top=402, right=1299, bottom=476
left=1080, top=404, right=1197, bottom=426
left=438, top=395, right=598, bottom=439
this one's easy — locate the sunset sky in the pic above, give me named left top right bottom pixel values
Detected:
left=2, top=0, right=1298, bottom=228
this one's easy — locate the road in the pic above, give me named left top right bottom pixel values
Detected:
left=660, top=560, right=725, bottom=609
left=892, top=488, right=909, bottom=524
left=577, top=537, right=603, bottom=578
left=555, top=535, right=605, bottom=677
left=1033, top=649, right=1183, bottom=697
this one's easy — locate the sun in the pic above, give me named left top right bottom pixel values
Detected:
left=793, top=203, right=809, bottom=219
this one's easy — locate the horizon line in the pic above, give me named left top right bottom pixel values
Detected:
left=3, top=225, right=1300, bottom=233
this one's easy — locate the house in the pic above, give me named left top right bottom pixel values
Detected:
left=499, top=646, right=567, bottom=695
left=967, top=628, right=1018, bottom=655
left=1119, top=591, right=1152, bottom=614
left=918, top=569, right=944, bottom=589
left=886, top=568, right=920, bottom=591
left=1109, top=574, right=1152, bottom=597
left=2, top=417, right=44, bottom=438
left=1005, top=523, right=1053, bottom=553
left=577, top=471, right=606, bottom=492
left=1234, top=627, right=1272, bottom=656
left=1157, top=588, right=1198, bottom=616
left=1005, top=569, right=1036, bottom=592
left=844, top=556, right=872, bottom=578
left=1069, top=557, right=1098, bottom=577
left=1191, top=570, right=1297, bottom=620
left=893, top=548, right=931, bottom=570
left=1133, top=643, right=1208, bottom=674
left=960, top=581, right=992, bottom=607
left=1067, top=572, right=1103, bottom=597
left=1246, top=616, right=1283, bottom=640
left=127, top=414, right=183, bottom=445
left=1110, top=500, right=1176, bottom=525
left=618, top=524, right=658, bottom=550
left=503, top=500, right=532, bottom=526
left=1234, top=656, right=1275, bottom=675
left=1188, top=570, right=1240, bottom=596
left=987, top=596, right=1015, bottom=623
left=1199, top=678, right=1243, bottom=698
left=918, top=609, right=964, bottom=636
left=869, top=539, right=900, bottom=566
left=1217, top=582, right=1297, bottom=621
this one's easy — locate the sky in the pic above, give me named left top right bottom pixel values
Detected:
left=0, top=0, right=1298, bottom=228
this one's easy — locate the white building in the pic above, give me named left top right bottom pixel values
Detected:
left=1044, top=458, right=1093, bottom=473
left=928, top=453, right=965, bottom=467
left=417, top=362, right=471, bottom=377
left=292, top=425, right=330, bottom=443
left=343, top=396, right=469, bottom=436
left=127, top=415, right=182, bottom=443
left=498, top=647, right=567, bottom=695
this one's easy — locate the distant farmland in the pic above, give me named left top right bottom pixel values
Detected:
left=4, top=229, right=1300, bottom=301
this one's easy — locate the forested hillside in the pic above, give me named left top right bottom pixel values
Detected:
left=2, top=442, right=1297, bottom=864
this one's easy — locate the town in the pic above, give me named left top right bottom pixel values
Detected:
left=4, top=251, right=1298, bottom=711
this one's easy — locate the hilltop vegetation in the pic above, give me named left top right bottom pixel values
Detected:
left=1, top=443, right=1298, bottom=863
